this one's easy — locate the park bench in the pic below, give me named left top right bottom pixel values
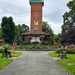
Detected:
left=2, top=49, right=12, bottom=58
left=58, top=50, right=67, bottom=59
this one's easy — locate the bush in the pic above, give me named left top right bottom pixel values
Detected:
left=56, top=48, right=66, bottom=53
left=15, top=45, right=55, bottom=51
left=56, top=48, right=75, bottom=54
left=0, top=47, right=5, bottom=53
left=66, top=49, right=75, bottom=54
left=3, top=44, right=12, bottom=50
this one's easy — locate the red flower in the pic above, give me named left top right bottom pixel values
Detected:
left=40, top=35, right=45, bottom=39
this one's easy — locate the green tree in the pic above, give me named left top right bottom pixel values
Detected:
left=22, top=24, right=29, bottom=32
left=61, top=0, right=75, bottom=45
left=42, top=21, right=54, bottom=45
left=61, top=0, right=75, bottom=33
left=15, top=24, right=29, bottom=39
left=15, top=24, right=29, bottom=45
left=0, top=27, right=2, bottom=38
left=1, top=16, right=15, bottom=44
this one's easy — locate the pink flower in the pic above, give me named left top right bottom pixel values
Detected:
left=27, top=36, right=32, bottom=39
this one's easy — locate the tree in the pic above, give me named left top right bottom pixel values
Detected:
left=15, top=24, right=29, bottom=38
left=0, top=27, right=2, bottom=38
left=15, top=24, right=29, bottom=44
left=42, top=21, right=54, bottom=45
left=22, top=24, right=29, bottom=32
left=61, top=0, right=75, bottom=45
left=61, top=0, right=75, bottom=33
left=1, top=16, right=15, bottom=44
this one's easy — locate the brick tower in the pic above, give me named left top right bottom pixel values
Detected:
left=29, top=0, right=44, bottom=31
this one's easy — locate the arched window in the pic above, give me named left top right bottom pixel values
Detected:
left=34, top=20, right=38, bottom=25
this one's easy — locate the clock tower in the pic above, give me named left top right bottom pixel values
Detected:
left=29, top=0, right=44, bottom=31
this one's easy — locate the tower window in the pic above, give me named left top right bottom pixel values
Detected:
left=34, top=12, right=38, bottom=16
left=34, top=20, right=38, bottom=25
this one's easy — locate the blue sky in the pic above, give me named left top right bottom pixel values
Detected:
left=0, top=0, right=69, bottom=34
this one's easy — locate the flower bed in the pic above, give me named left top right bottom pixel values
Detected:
left=56, top=48, right=75, bottom=54
left=15, top=45, right=54, bottom=51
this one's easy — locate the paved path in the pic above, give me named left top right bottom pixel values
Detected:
left=0, top=51, right=70, bottom=75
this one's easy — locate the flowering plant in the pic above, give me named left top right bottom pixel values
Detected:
left=40, top=35, right=45, bottom=39
left=27, top=35, right=32, bottom=39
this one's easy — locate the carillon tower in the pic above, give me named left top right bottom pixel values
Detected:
left=29, top=0, right=44, bottom=31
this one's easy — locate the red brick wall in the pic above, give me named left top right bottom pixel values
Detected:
left=30, top=3, right=43, bottom=31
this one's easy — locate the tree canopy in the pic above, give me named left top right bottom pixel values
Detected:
left=61, top=0, right=75, bottom=33
left=1, top=16, right=15, bottom=44
left=60, top=0, right=75, bottom=45
left=42, top=21, right=54, bottom=45
left=15, top=24, right=29, bottom=40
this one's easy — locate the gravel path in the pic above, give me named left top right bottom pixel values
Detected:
left=0, top=51, right=70, bottom=75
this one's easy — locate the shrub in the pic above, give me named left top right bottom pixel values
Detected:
left=56, top=48, right=75, bottom=54
left=56, top=48, right=66, bottom=53
left=3, top=44, right=12, bottom=50
left=0, top=47, right=5, bottom=53
left=15, top=45, right=54, bottom=51
left=66, top=49, right=75, bottom=54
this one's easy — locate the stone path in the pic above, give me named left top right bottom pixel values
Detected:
left=0, top=51, right=71, bottom=75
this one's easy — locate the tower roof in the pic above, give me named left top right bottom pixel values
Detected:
left=29, top=0, right=44, bottom=6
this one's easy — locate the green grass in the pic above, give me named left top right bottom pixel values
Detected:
left=49, top=52, right=75, bottom=75
left=0, top=54, right=12, bottom=69
left=0, top=52, right=22, bottom=69
left=48, top=52, right=58, bottom=57
left=11, top=52, right=22, bottom=57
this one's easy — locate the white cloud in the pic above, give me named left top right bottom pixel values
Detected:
left=0, top=0, right=69, bottom=34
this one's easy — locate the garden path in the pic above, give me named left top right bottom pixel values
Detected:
left=0, top=51, right=70, bottom=75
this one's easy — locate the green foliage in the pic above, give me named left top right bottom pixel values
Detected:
left=0, top=44, right=13, bottom=53
left=66, top=49, right=75, bottom=54
left=61, top=0, right=75, bottom=45
left=15, top=45, right=54, bottom=51
left=56, top=48, right=66, bottom=53
left=1, top=16, right=15, bottom=44
left=54, top=34, right=60, bottom=44
left=42, top=21, right=54, bottom=45
left=3, top=44, right=12, bottom=50
left=15, top=24, right=29, bottom=43
left=22, top=24, right=29, bottom=32
left=56, top=47, right=75, bottom=54
left=0, top=47, right=4, bottom=53
left=62, top=0, right=75, bottom=33
left=0, top=28, right=2, bottom=38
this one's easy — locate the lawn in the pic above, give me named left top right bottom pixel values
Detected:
left=49, top=52, right=75, bottom=75
left=0, top=52, right=22, bottom=69
left=11, top=51, right=22, bottom=57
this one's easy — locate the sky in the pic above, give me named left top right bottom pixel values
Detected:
left=0, top=0, right=69, bottom=34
